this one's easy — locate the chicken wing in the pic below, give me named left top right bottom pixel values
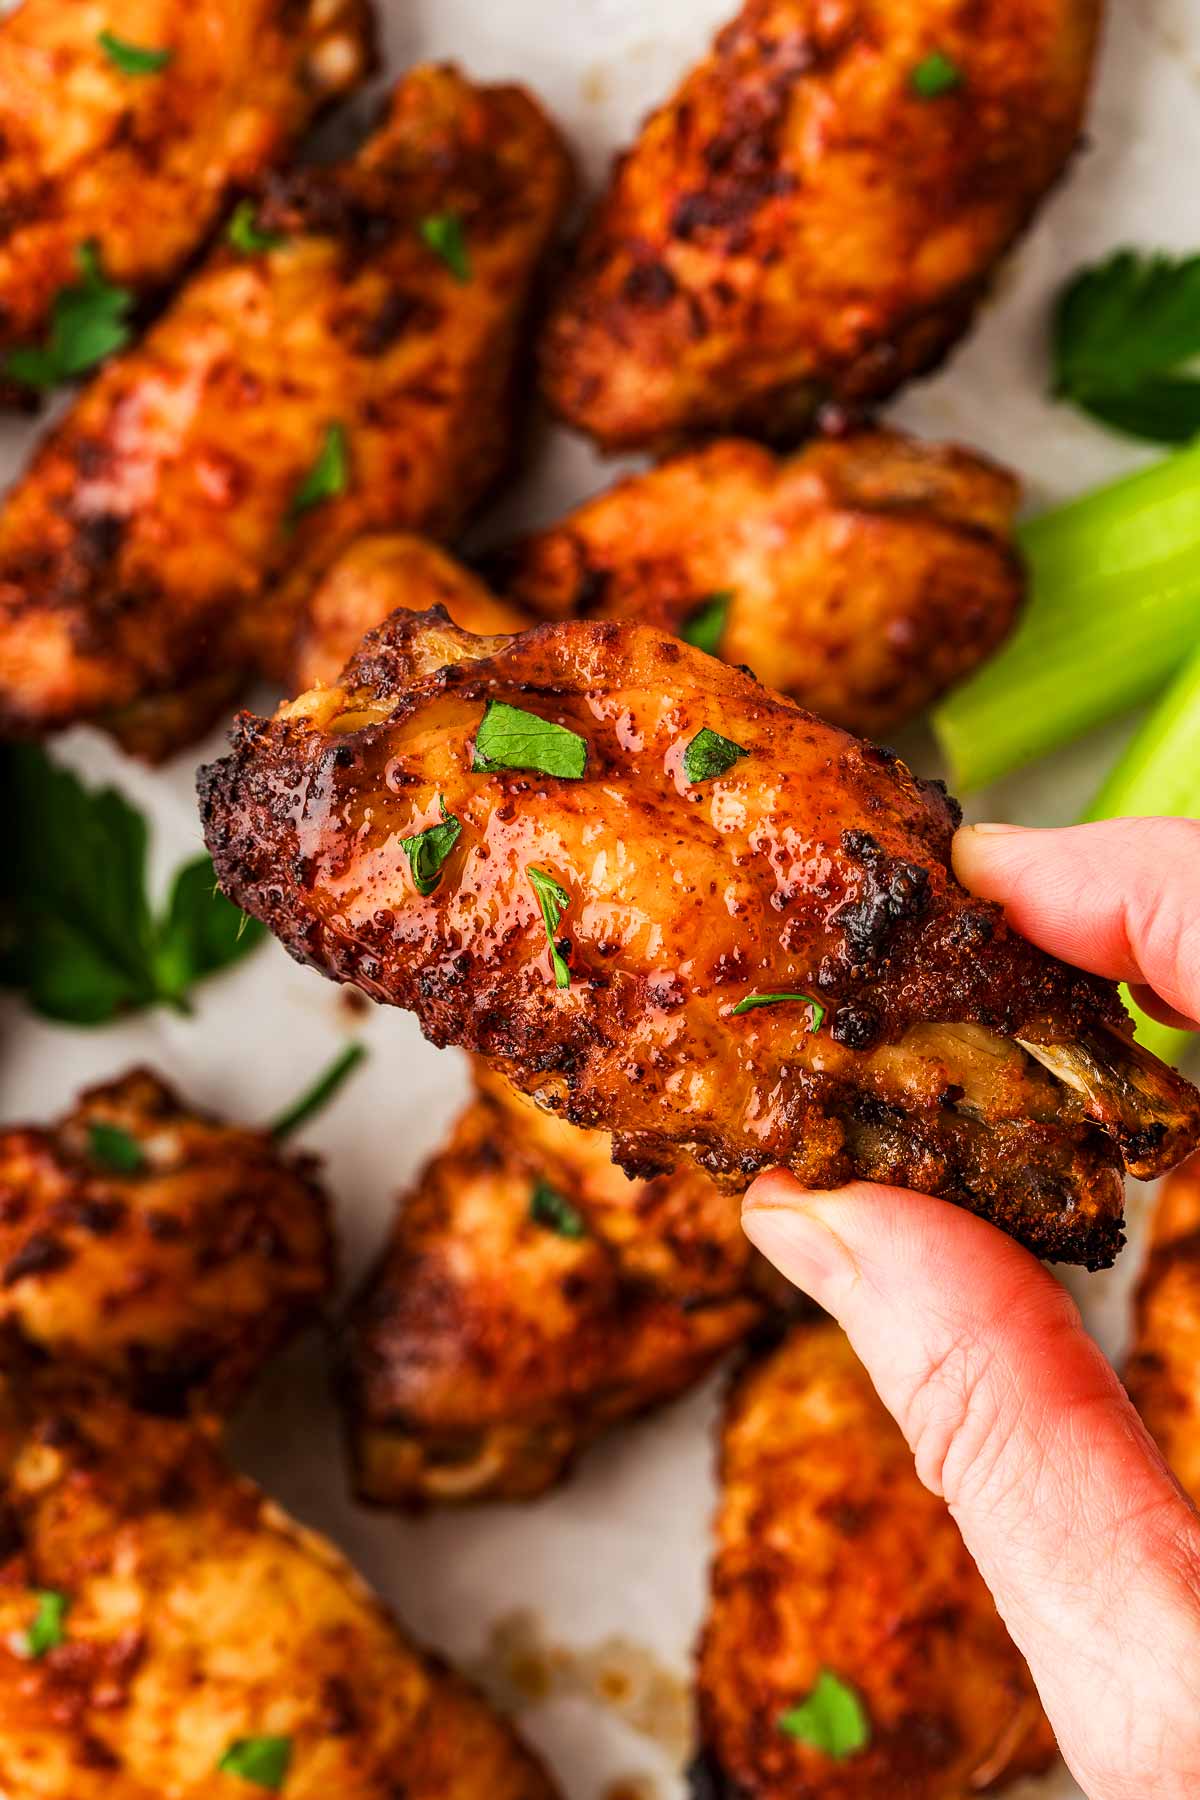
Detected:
left=540, top=0, right=1102, bottom=449
left=0, top=1068, right=332, bottom=1415
left=0, top=0, right=374, bottom=372
left=0, top=65, right=572, bottom=754
left=341, top=1063, right=766, bottom=1506
left=200, top=613, right=1200, bottom=1268
left=0, top=1389, right=560, bottom=1798
left=693, top=1321, right=1055, bottom=1797
left=491, top=430, right=1024, bottom=737
left=1125, top=1152, right=1200, bottom=1502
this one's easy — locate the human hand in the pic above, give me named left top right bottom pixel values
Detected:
left=743, top=818, right=1200, bottom=1800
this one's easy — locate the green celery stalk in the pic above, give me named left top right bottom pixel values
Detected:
left=934, top=441, right=1200, bottom=792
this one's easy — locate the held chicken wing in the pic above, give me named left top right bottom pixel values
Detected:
left=692, top=1321, right=1055, bottom=1797
left=200, top=614, right=1200, bottom=1269
left=0, top=1068, right=333, bottom=1415
left=491, top=430, right=1024, bottom=738
left=341, top=1064, right=766, bottom=1506
left=0, top=0, right=374, bottom=372
left=1125, top=1153, right=1200, bottom=1501
left=0, top=65, right=572, bottom=756
left=540, top=0, right=1102, bottom=449
left=0, top=1391, right=560, bottom=1799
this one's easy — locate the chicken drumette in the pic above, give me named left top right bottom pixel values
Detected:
left=200, top=613, right=1200, bottom=1269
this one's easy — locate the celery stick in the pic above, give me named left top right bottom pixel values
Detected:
left=933, top=441, right=1200, bottom=792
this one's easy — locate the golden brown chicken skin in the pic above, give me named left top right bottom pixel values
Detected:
left=540, top=0, right=1101, bottom=449
left=342, top=1067, right=764, bottom=1506
left=1125, top=1153, right=1200, bottom=1502
left=0, top=0, right=374, bottom=369
left=0, top=65, right=572, bottom=754
left=0, top=1392, right=561, bottom=1799
left=693, top=1321, right=1055, bottom=1798
left=491, top=431, right=1024, bottom=737
left=0, top=1068, right=333, bottom=1415
left=200, top=613, right=1200, bottom=1269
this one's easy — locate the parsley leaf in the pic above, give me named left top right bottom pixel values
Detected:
left=13, top=1591, right=70, bottom=1660
left=98, top=29, right=172, bottom=75
left=778, top=1671, right=869, bottom=1759
left=526, top=865, right=572, bottom=989
left=910, top=51, right=962, bottom=98
left=401, top=797, right=462, bottom=896
left=419, top=213, right=471, bottom=283
left=289, top=424, right=349, bottom=520
left=0, top=745, right=265, bottom=1025
left=529, top=1179, right=587, bottom=1238
left=269, top=1043, right=368, bottom=1140
left=228, top=200, right=286, bottom=256
left=1051, top=248, right=1200, bottom=443
left=681, top=591, right=733, bottom=657
left=683, top=726, right=748, bottom=784
left=473, top=702, right=588, bottom=779
left=732, top=991, right=825, bottom=1029
left=217, top=1735, right=293, bottom=1790
left=87, top=1121, right=146, bottom=1174
left=6, top=241, right=133, bottom=390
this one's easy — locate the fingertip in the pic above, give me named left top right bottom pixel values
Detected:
left=950, top=819, right=1035, bottom=898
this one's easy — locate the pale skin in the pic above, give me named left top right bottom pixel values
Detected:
left=743, top=817, right=1200, bottom=1800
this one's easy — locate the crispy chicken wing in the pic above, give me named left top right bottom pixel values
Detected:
left=693, top=1321, right=1055, bottom=1797
left=0, top=66, right=572, bottom=754
left=540, top=0, right=1102, bottom=449
left=491, top=430, right=1024, bottom=737
left=0, top=1390, right=560, bottom=1799
left=1125, top=1153, right=1200, bottom=1501
left=0, top=0, right=374, bottom=370
left=0, top=1068, right=332, bottom=1415
left=200, top=613, right=1200, bottom=1268
left=341, top=1063, right=766, bottom=1506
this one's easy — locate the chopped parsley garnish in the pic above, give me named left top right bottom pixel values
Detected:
left=526, top=865, right=572, bottom=989
left=1051, top=248, right=1200, bottom=444
left=217, top=1735, right=293, bottom=1790
left=268, top=1043, right=368, bottom=1140
left=419, top=213, right=471, bottom=283
left=910, top=51, right=962, bottom=98
left=732, top=991, right=826, bottom=1029
left=472, top=702, right=588, bottom=779
left=289, top=424, right=349, bottom=519
left=529, top=1179, right=587, bottom=1238
left=400, top=797, right=462, bottom=896
left=97, top=29, right=172, bottom=75
left=682, top=726, right=748, bottom=784
left=13, top=1591, right=70, bottom=1660
left=681, top=591, right=733, bottom=657
left=5, top=240, right=133, bottom=389
left=778, top=1671, right=869, bottom=1759
left=227, top=201, right=286, bottom=256
left=87, top=1121, right=146, bottom=1173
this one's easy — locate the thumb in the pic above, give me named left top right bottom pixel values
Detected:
left=744, top=1172, right=1200, bottom=1800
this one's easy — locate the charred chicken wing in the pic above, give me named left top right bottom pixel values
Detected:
left=0, top=1068, right=332, bottom=1415
left=540, top=0, right=1102, bottom=449
left=0, top=65, right=572, bottom=753
left=0, top=1391, right=560, bottom=1799
left=693, top=1321, right=1055, bottom=1797
left=492, top=430, right=1024, bottom=737
left=341, top=1063, right=766, bottom=1506
left=200, top=614, right=1200, bottom=1269
left=0, top=0, right=374, bottom=371
left=1126, top=1152, right=1200, bottom=1502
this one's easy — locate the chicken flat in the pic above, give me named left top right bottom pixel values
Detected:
left=341, top=1063, right=766, bottom=1506
left=1125, top=1152, right=1200, bottom=1502
left=540, top=0, right=1102, bottom=448
left=0, top=1068, right=332, bottom=1415
left=200, top=613, right=1200, bottom=1268
left=0, top=65, right=572, bottom=755
left=0, top=0, right=374, bottom=372
left=693, top=1321, right=1055, bottom=1797
left=0, top=1389, right=560, bottom=1799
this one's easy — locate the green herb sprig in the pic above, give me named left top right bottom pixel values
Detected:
left=12, top=1591, right=70, bottom=1660
left=289, top=424, right=349, bottom=520
left=680, top=592, right=733, bottom=657
left=419, top=213, right=471, bottom=283
left=228, top=201, right=286, bottom=256
left=910, top=51, right=961, bottom=98
left=269, top=1044, right=368, bottom=1140
left=217, top=1735, right=293, bottom=1791
left=1051, top=248, right=1200, bottom=444
left=400, top=798, right=461, bottom=896
left=473, top=702, right=588, bottom=779
left=529, top=1179, right=587, bottom=1238
left=87, top=1121, right=146, bottom=1173
left=526, top=865, right=572, bottom=989
left=6, top=241, right=133, bottom=390
left=732, top=991, right=825, bottom=1029
left=683, top=726, right=748, bottom=784
left=98, top=29, right=172, bottom=75
left=778, top=1670, right=870, bottom=1759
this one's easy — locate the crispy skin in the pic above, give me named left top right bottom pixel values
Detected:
left=693, top=1322, right=1055, bottom=1797
left=491, top=431, right=1024, bottom=737
left=0, top=0, right=374, bottom=363
left=0, top=1394, right=560, bottom=1799
left=1126, top=1153, right=1200, bottom=1502
left=540, top=0, right=1101, bottom=449
left=0, top=1068, right=333, bottom=1415
left=0, top=66, right=572, bottom=753
left=342, top=1068, right=764, bottom=1506
left=200, top=613, right=1200, bottom=1267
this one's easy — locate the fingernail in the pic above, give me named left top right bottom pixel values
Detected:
left=742, top=1196, right=855, bottom=1303
left=961, top=820, right=1023, bottom=835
